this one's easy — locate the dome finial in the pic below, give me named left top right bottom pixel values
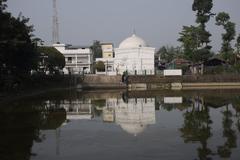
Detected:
left=133, top=27, right=136, bottom=35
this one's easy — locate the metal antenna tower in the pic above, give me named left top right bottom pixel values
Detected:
left=52, top=0, right=59, bottom=44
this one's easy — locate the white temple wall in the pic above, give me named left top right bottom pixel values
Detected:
left=114, top=47, right=155, bottom=75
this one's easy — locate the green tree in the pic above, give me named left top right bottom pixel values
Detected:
left=192, top=0, right=214, bottom=29
left=0, top=0, right=7, bottom=11
left=178, top=26, right=200, bottom=62
left=95, top=61, right=105, bottom=72
left=216, top=12, right=236, bottom=63
left=156, top=46, right=167, bottom=61
left=37, top=46, right=65, bottom=74
left=90, top=40, right=102, bottom=59
left=178, top=0, right=214, bottom=74
left=192, top=0, right=214, bottom=56
left=178, top=25, right=212, bottom=63
left=156, top=46, right=183, bottom=63
left=0, top=0, right=39, bottom=75
left=235, top=34, right=240, bottom=55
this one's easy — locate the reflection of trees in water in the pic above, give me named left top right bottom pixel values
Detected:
left=217, top=105, right=237, bottom=158
left=91, top=99, right=106, bottom=117
left=180, top=96, right=213, bottom=160
left=232, top=97, right=240, bottom=133
left=178, top=95, right=240, bottom=160
left=237, top=117, right=240, bottom=133
left=0, top=99, right=66, bottom=160
left=0, top=103, right=43, bottom=160
left=237, top=107, right=240, bottom=133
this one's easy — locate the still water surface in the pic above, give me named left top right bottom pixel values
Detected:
left=0, top=90, right=240, bottom=160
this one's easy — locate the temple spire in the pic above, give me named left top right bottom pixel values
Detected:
left=133, top=27, right=136, bottom=35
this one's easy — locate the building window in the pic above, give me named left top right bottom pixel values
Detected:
left=67, top=57, right=72, bottom=63
left=77, top=57, right=88, bottom=63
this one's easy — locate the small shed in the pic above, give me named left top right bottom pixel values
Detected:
left=189, top=58, right=227, bottom=75
left=203, top=58, right=226, bottom=67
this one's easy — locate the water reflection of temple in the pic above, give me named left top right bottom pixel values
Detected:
left=45, top=96, right=156, bottom=135
left=28, top=90, right=240, bottom=160
left=103, top=98, right=156, bottom=136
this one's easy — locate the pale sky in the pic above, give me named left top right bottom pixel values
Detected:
left=7, top=0, right=240, bottom=51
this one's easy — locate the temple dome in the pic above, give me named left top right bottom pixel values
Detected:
left=119, top=123, right=146, bottom=136
left=119, top=34, right=147, bottom=49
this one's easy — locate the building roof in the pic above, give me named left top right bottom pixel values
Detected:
left=119, top=123, right=145, bottom=136
left=101, top=43, right=114, bottom=45
left=66, top=45, right=90, bottom=49
left=203, top=58, right=226, bottom=66
left=119, top=34, right=147, bottom=49
left=53, top=43, right=91, bottom=49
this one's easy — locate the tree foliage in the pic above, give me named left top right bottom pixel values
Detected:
left=0, top=0, right=7, bottom=11
left=178, top=25, right=213, bottom=63
left=180, top=97, right=213, bottom=160
left=0, top=0, right=39, bottom=75
left=95, top=61, right=105, bottom=72
left=178, top=26, right=200, bottom=61
left=215, top=12, right=236, bottom=62
left=236, top=34, right=240, bottom=54
left=192, top=0, right=214, bottom=46
left=192, top=0, right=214, bottom=28
left=178, top=0, right=214, bottom=64
left=156, top=46, right=183, bottom=63
left=90, top=40, right=102, bottom=59
left=37, top=46, right=65, bottom=73
left=215, top=12, right=230, bottom=26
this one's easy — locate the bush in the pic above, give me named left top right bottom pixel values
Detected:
left=95, top=61, right=105, bottom=72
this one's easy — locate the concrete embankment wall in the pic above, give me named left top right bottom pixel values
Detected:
left=128, top=74, right=240, bottom=90
left=182, top=82, right=240, bottom=89
left=79, top=74, right=240, bottom=90
left=128, top=74, right=240, bottom=83
left=128, top=75, right=182, bottom=83
left=81, top=75, right=126, bottom=89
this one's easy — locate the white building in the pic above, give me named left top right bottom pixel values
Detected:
left=114, top=34, right=155, bottom=75
left=96, top=43, right=115, bottom=75
left=96, top=34, right=155, bottom=75
left=53, top=44, right=93, bottom=74
left=101, top=43, right=114, bottom=58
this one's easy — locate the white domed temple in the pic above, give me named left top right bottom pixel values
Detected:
left=114, top=34, right=155, bottom=75
left=96, top=33, right=155, bottom=75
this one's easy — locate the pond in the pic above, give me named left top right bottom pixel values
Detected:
left=0, top=89, right=240, bottom=160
